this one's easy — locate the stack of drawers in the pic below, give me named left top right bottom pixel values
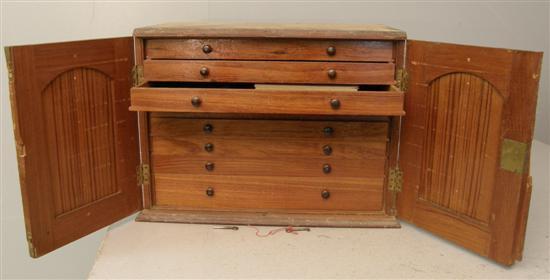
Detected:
left=130, top=36, right=404, bottom=217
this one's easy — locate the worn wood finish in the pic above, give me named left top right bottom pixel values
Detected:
left=154, top=174, right=384, bottom=211
left=398, top=40, right=543, bottom=265
left=134, top=36, right=153, bottom=209
left=130, top=87, right=404, bottom=116
left=149, top=117, right=389, bottom=139
left=6, top=37, right=141, bottom=257
left=151, top=137, right=386, bottom=160
left=146, top=39, right=394, bottom=62
left=143, top=59, right=395, bottom=85
left=134, top=22, right=406, bottom=40
left=137, top=208, right=401, bottom=228
left=149, top=117, right=387, bottom=212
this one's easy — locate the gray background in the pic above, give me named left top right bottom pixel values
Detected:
left=1, top=1, right=548, bottom=278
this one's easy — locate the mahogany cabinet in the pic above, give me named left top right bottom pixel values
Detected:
left=5, top=23, right=543, bottom=266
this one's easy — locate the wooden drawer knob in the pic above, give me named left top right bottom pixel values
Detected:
left=203, top=124, right=214, bottom=133
left=326, top=46, right=336, bottom=56
left=204, top=143, right=214, bottom=152
left=206, top=187, right=215, bottom=197
left=321, top=189, right=331, bottom=199
left=191, top=96, right=202, bottom=107
left=323, top=164, right=332, bottom=174
left=323, top=145, right=332, bottom=156
left=205, top=162, right=215, bottom=171
left=330, top=99, right=341, bottom=109
left=200, top=66, right=209, bottom=77
left=327, top=69, right=337, bottom=79
left=323, top=127, right=334, bottom=136
left=202, top=44, right=213, bottom=54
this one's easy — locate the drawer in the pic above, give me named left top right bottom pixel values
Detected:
left=142, top=60, right=395, bottom=85
left=148, top=118, right=389, bottom=140
left=130, top=85, right=404, bottom=116
left=154, top=174, right=384, bottom=212
left=145, top=38, right=394, bottom=62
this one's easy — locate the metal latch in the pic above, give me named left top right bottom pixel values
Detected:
left=137, top=164, right=150, bottom=185
left=389, top=167, right=403, bottom=193
left=500, top=138, right=528, bottom=174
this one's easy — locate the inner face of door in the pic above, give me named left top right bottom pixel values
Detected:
left=419, top=72, right=503, bottom=224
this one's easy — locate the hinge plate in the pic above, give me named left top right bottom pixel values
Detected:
left=389, top=167, right=403, bottom=192
left=26, top=231, right=38, bottom=258
left=132, top=65, right=144, bottom=87
left=500, top=138, right=528, bottom=174
left=137, top=164, right=150, bottom=185
left=396, top=69, right=409, bottom=91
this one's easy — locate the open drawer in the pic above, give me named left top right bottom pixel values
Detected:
left=130, top=83, right=404, bottom=116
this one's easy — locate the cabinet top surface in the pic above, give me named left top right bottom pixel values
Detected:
left=133, top=22, right=406, bottom=40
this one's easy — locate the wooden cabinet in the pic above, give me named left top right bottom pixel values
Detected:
left=5, top=23, right=543, bottom=266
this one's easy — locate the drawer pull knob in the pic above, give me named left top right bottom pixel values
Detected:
left=202, top=44, right=213, bottom=54
left=326, top=46, right=336, bottom=56
left=321, top=190, right=331, bottom=199
left=200, top=66, right=209, bottom=77
left=327, top=69, right=337, bottom=79
left=205, top=162, right=215, bottom=171
left=204, top=143, right=214, bottom=152
left=191, top=96, right=202, bottom=107
left=203, top=124, right=214, bottom=133
left=323, top=127, right=334, bottom=136
left=323, top=164, right=332, bottom=174
left=330, top=98, right=341, bottom=109
left=323, top=145, right=333, bottom=156
left=206, top=187, right=215, bottom=197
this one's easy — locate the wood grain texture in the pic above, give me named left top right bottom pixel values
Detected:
left=143, top=59, right=395, bottom=85
left=419, top=73, right=502, bottom=223
left=130, top=87, right=404, bottom=116
left=150, top=137, right=386, bottom=160
left=42, top=68, right=118, bottom=216
left=149, top=117, right=387, bottom=213
left=145, top=38, right=394, bottom=62
left=134, top=22, right=406, bottom=40
left=135, top=37, right=153, bottom=209
left=149, top=117, right=389, bottom=139
left=136, top=209, right=401, bottom=228
left=154, top=174, right=384, bottom=211
left=6, top=37, right=141, bottom=257
left=398, top=40, right=543, bottom=265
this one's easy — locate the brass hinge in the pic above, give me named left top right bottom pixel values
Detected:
left=389, top=167, right=403, bottom=193
left=500, top=138, right=528, bottom=174
left=396, top=69, right=409, bottom=91
left=4, top=47, right=14, bottom=80
left=137, top=163, right=150, bottom=185
left=132, top=65, right=144, bottom=87
left=26, top=231, right=38, bottom=258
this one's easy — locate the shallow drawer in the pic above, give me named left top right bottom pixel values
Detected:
left=149, top=117, right=389, bottom=139
left=130, top=86, right=404, bottom=116
left=153, top=174, right=384, bottom=212
left=142, top=60, right=395, bottom=85
left=145, top=38, right=394, bottom=62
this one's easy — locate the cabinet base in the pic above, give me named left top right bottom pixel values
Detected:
left=136, top=208, right=401, bottom=228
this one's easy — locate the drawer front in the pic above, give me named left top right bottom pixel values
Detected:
left=154, top=174, right=384, bottom=211
left=143, top=60, right=395, bottom=85
left=131, top=88, right=404, bottom=116
left=146, top=39, right=394, bottom=62
left=150, top=118, right=388, bottom=212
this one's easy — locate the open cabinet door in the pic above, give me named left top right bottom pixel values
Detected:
left=398, top=40, right=542, bottom=265
left=6, top=37, right=142, bottom=257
